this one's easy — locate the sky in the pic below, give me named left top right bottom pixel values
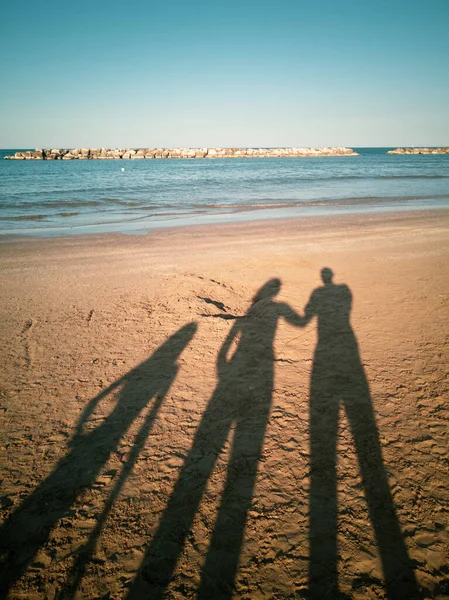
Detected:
left=0, top=0, right=448, bottom=148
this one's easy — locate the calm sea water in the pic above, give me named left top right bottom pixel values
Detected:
left=0, top=148, right=448, bottom=236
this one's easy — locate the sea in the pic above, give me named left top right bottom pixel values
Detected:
left=0, top=148, right=448, bottom=237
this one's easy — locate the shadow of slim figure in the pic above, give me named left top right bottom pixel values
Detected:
left=0, top=323, right=197, bottom=597
left=128, top=279, right=302, bottom=599
left=304, top=268, right=420, bottom=599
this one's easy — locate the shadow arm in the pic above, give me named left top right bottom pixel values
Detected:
left=302, top=291, right=318, bottom=326
left=217, top=319, right=241, bottom=374
left=280, top=302, right=308, bottom=327
left=73, top=377, right=124, bottom=439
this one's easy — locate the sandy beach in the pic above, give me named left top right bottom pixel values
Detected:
left=0, top=210, right=448, bottom=599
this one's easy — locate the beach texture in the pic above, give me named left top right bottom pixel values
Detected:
left=0, top=211, right=448, bottom=599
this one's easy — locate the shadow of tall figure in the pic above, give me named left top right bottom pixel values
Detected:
left=128, top=279, right=302, bottom=599
left=303, top=268, right=420, bottom=599
left=0, top=323, right=197, bottom=597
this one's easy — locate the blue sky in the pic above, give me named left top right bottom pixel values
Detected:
left=1, top=0, right=448, bottom=147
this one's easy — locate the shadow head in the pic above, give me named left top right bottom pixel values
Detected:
left=252, top=278, right=282, bottom=304
left=157, top=322, right=198, bottom=361
left=321, top=267, right=334, bottom=285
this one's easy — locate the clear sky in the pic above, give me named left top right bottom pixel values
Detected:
left=1, top=0, right=448, bottom=148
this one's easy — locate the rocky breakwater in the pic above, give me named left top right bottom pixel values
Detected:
left=388, top=147, right=449, bottom=155
left=4, top=147, right=359, bottom=160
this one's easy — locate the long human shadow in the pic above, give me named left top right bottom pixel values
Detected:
left=303, top=268, right=421, bottom=599
left=0, top=322, right=197, bottom=597
left=127, top=279, right=303, bottom=599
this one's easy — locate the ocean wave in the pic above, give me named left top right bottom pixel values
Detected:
left=194, top=194, right=449, bottom=212
left=0, top=198, right=145, bottom=210
left=224, top=174, right=449, bottom=186
left=0, top=200, right=104, bottom=210
left=0, top=214, right=47, bottom=221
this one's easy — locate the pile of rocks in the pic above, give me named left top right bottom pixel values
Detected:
left=388, top=147, right=449, bottom=155
left=4, top=147, right=359, bottom=160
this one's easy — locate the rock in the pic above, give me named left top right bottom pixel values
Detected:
left=388, top=147, right=449, bottom=155
left=414, top=531, right=439, bottom=547
left=32, top=551, right=52, bottom=568
left=5, top=146, right=361, bottom=160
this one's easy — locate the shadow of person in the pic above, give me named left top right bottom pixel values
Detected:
left=128, top=279, right=302, bottom=599
left=303, top=268, right=420, bottom=599
left=0, top=322, right=197, bottom=597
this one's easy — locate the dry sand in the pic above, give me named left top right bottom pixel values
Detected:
left=0, top=210, right=448, bottom=599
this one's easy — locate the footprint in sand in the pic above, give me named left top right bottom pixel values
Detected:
left=21, top=319, right=36, bottom=368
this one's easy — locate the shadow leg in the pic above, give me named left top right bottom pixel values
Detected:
left=0, top=438, right=112, bottom=595
left=63, top=391, right=167, bottom=599
left=198, top=404, right=270, bottom=599
left=344, top=385, right=421, bottom=599
left=127, top=389, right=234, bottom=599
left=308, top=378, right=340, bottom=599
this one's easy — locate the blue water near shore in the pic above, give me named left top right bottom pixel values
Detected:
left=0, top=148, right=448, bottom=236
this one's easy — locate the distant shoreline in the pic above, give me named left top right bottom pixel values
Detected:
left=388, top=147, right=449, bottom=155
left=4, top=147, right=448, bottom=160
left=4, top=147, right=359, bottom=160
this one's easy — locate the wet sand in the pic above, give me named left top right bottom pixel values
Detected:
left=0, top=210, right=448, bottom=599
